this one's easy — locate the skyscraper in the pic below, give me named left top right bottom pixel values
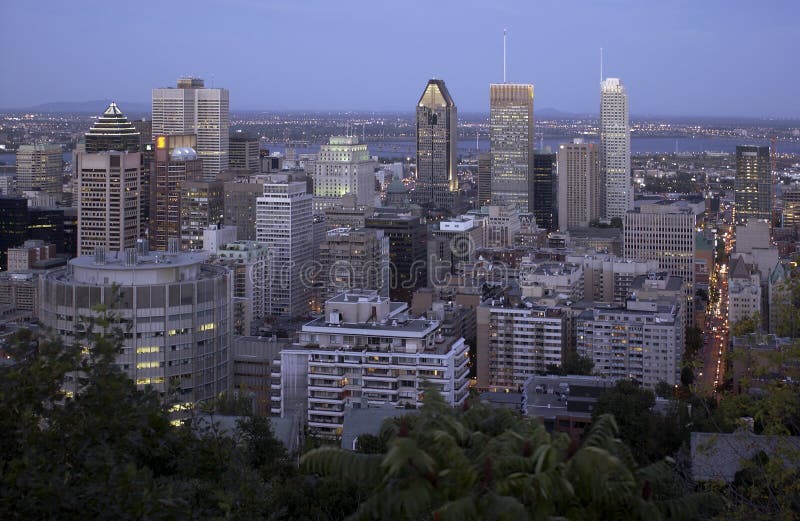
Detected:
left=152, top=78, right=229, bottom=180
left=531, top=151, right=557, bottom=230
left=600, top=78, right=632, bottom=219
left=413, top=79, right=457, bottom=211
left=15, top=143, right=62, bottom=195
left=477, top=153, right=492, bottom=208
left=557, top=140, right=601, bottom=230
left=229, top=132, right=260, bottom=172
left=150, top=134, right=202, bottom=251
left=256, top=176, right=313, bottom=317
left=76, top=103, right=143, bottom=256
left=180, top=179, right=224, bottom=250
left=489, top=83, right=534, bottom=211
left=313, top=135, right=376, bottom=213
left=734, top=145, right=772, bottom=224
left=84, top=102, right=140, bottom=153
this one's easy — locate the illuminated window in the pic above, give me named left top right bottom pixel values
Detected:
left=199, top=323, right=215, bottom=332
left=136, top=346, right=160, bottom=354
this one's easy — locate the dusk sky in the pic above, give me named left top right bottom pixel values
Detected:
left=1, top=0, right=798, bottom=117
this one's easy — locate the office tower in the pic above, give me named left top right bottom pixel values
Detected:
left=27, top=207, right=65, bottom=252
left=483, top=204, right=521, bottom=247
left=323, top=193, right=374, bottom=230
left=313, top=135, right=376, bottom=213
left=152, top=77, right=230, bottom=180
left=256, top=177, right=313, bottom=317
left=557, top=140, right=600, bottom=230
left=365, top=209, right=427, bottom=303
left=207, top=238, right=269, bottom=336
left=229, top=132, right=260, bottom=172
left=734, top=145, right=772, bottom=224
left=576, top=297, right=682, bottom=389
left=149, top=134, right=202, bottom=251
left=318, top=227, right=389, bottom=301
left=40, top=250, right=232, bottom=404
left=477, top=297, right=566, bottom=390
left=16, top=143, right=62, bottom=195
left=427, top=216, right=484, bottom=287
left=600, top=78, right=632, bottom=219
left=84, top=102, right=140, bottom=153
left=274, top=290, right=469, bottom=437
left=0, top=196, right=28, bottom=269
left=131, top=118, right=153, bottom=230
left=130, top=119, right=152, bottom=149
left=781, top=184, right=800, bottom=226
left=76, top=104, right=143, bottom=256
left=180, top=179, right=224, bottom=250
left=624, top=201, right=696, bottom=325
left=489, top=83, right=534, bottom=210
left=531, top=151, right=556, bottom=230
left=223, top=180, right=263, bottom=241
left=413, top=79, right=458, bottom=211
left=477, top=153, right=492, bottom=208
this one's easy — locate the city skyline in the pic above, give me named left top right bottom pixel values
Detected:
left=1, top=1, right=798, bottom=118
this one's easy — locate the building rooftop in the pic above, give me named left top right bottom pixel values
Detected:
left=690, top=432, right=800, bottom=482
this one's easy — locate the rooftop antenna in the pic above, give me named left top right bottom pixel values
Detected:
left=503, top=28, right=508, bottom=83
left=600, top=47, right=604, bottom=84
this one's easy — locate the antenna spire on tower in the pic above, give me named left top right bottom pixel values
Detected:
left=503, top=28, right=508, bottom=83
left=600, top=47, right=604, bottom=84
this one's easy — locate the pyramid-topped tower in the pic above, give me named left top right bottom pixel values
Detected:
left=84, top=102, right=140, bottom=153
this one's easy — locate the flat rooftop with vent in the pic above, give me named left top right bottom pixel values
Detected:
left=301, top=289, right=445, bottom=346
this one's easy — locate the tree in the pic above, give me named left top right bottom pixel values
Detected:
left=592, top=380, right=685, bottom=465
left=546, top=351, right=594, bottom=376
left=302, top=387, right=717, bottom=520
left=685, top=326, right=704, bottom=362
left=730, top=313, right=760, bottom=338
left=0, top=306, right=290, bottom=519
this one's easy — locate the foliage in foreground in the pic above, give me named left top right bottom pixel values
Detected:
left=302, top=389, right=718, bottom=521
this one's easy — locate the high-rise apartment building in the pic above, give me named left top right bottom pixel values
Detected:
left=274, top=290, right=470, bottom=437
left=781, top=184, right=800, bottom=227
left=76, top=104, right=143, bottom=256
left=734, top=145, right=771, bottom=224
left=557, top=140, right=601, bottom=230
left=150, top=134, right=202, bottom=251
left=600, top=78, right=632, bottom=219
left=180, top=179, right=224, bottom=250
left=489, top=83, right=534, bottom=211
left=228, top=132, right=260, bottom=173
left=313, top=136, right=376, bottom=212
left=576, top=298, right=683, bottom=388
left=16, top=143, right=62, bottom=195
left=477, top=296, right=566, bottom=390
left=531, top=151, right=556, bottom=230
left=256, top=176, right=313, bottom=317
left=413, top=79, right=458, bottom=211
left=152, top=77, right=229, bottom=180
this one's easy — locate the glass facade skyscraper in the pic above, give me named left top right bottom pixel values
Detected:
left=490, top=83, right=534, bottom=211
left=734, top=145, right=772, bottom=224
left=413, top=79, right=458, bottom=211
